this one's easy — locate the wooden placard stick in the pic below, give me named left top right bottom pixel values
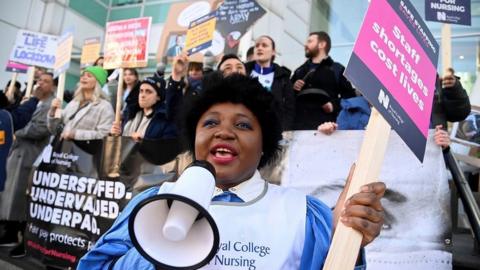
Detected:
left=6, top=72, right=18, bottom=103
left=115, top=68, right=124, bottom=123
left=441, top=23, right=452, bottom=75
left=323, top=108, right=391, bottom=270
left=24, top=66, right=36, bottom=98
left=54, top=73, right=66, bottom=119
left=107, top=68, right=124, bottom=178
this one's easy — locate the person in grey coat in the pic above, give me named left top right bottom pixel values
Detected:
left=48, top=66, right=114, bottom=140
left=0, top=72, right=56, bottom=253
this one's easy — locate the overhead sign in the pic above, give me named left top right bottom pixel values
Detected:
left=425, top=0, right=471, bottom=26
left=5, top=60, right=28, bottom=74
left=185, top=12, right=217, bottom=55
left=103, top=17, right=152, bottom=70
left=215, top=0, right=266, bottom=53
left=9, top=29, right=58, bottom=68
left=344, top=0, right=439, bottom=161
left=80, top=37, right=101, bottom=67
left=54, top=29, right=74, bottom=78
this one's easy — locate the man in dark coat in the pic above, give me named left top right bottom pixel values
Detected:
left=291, top=31, right=356, bottom=130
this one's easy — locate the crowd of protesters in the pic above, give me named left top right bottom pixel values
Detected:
left=0, top=30, right=471, bottom=267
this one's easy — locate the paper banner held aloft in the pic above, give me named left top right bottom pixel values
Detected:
left=80, top=37, right=102, bottom=67
left=185, top=12, right=216, bottom=56
left=344, top=0, right=439, bottom=162
left=425, top=0, right=471, bottom=26
left=215, top=0, right=266, bottom=51
left=54, top=28, right=74, bottom=78
left=103, top=17, right=152, bottom=70
left=5, top=60, right=28, bottom=74
left=9, top=29, right=58, bottom=69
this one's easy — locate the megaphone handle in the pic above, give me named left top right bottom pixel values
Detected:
left=166, top=199, right=203, bottom=221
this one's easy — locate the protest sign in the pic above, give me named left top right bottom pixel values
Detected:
left=25, top=137, right=181, bottom=268
left=345, top=0, right=439, bottom=162
left=272, top=131, right=451, bottom=270
left=9, top=29, right=58, bottom=68
left=53, top=29, right=74, bottom=78
left=215, top=0, right=266, bottom=53
left=425, top=0, right=471, bottom=26
left=156, top=0, right=218, bottom=63
left=80, top=37, right=102, bottom=67
left=4, top=60, right=29, bottom=101
left=324, top=1, right=439, bottom=269
left=185, top=12, right=217, bottom=55
left=103, top=17, right=151, bottom=70
left=5, top=60, right=28, bottom=74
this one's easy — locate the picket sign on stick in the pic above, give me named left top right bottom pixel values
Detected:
left=24, top=66, right=36, bottom=98
left=441, top=23, right=452, bottom=75
left=115, top=69, right=124, bottom=123
left=6, top=72, right=18, bottom=102
left=323, top=108, right=391, bottom=270
left=107, top=68, right=124, bottom=178
left=54, top=73, right=66, bottom=119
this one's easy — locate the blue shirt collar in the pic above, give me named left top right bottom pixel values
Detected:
left=253, top=63, right=275, bottom=75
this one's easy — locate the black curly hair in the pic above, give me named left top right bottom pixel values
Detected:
left=181, top=73, right=283, bottom=168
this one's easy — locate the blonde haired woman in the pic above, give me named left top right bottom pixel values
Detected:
left=48, top=66, right=114, bottom=140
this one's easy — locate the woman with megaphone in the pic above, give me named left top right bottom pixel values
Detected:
left=78, top=74, right=385, bottom=270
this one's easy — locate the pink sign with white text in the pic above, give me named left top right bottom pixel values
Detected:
left=345, top=0, right=439, bottom=161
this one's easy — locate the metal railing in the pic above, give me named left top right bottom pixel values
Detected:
left=444, top=150, right=480, bottom=249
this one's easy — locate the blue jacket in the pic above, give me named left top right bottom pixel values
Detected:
left=337, top=96, right=371, bottom=130
left=0, top=96, right=38, bottom=190
left=145, top=103, right=177, bottom=139
left=0, top=110, right=13, bottom=191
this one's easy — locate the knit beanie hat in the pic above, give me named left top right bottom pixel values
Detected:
left=83, top=66, right=108, bottom=87
left=141, top=76, right=166, bottom=101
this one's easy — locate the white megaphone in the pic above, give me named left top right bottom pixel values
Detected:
left=129, top=160, right=219, bottom=269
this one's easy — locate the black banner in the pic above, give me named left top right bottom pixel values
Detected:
left=215, top=0, right=266, bottom=54
left=24, top=136, right=181, bottom=268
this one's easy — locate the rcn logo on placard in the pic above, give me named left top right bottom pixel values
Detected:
left=437, top=12, right=447, bottom=21
left=39, top=144, right=53, bottom=163
left=378, top=89, right=390, bottom=109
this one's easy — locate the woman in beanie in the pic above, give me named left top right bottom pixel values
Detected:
left=110, top=76, right=180, bottom=141
left=47, top=66, right=114, bottom=140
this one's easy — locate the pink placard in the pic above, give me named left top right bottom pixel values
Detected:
left=353, top=0, right=437, bottom=137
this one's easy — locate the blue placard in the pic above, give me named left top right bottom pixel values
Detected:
left=425, top=0, right=471, bottom=26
